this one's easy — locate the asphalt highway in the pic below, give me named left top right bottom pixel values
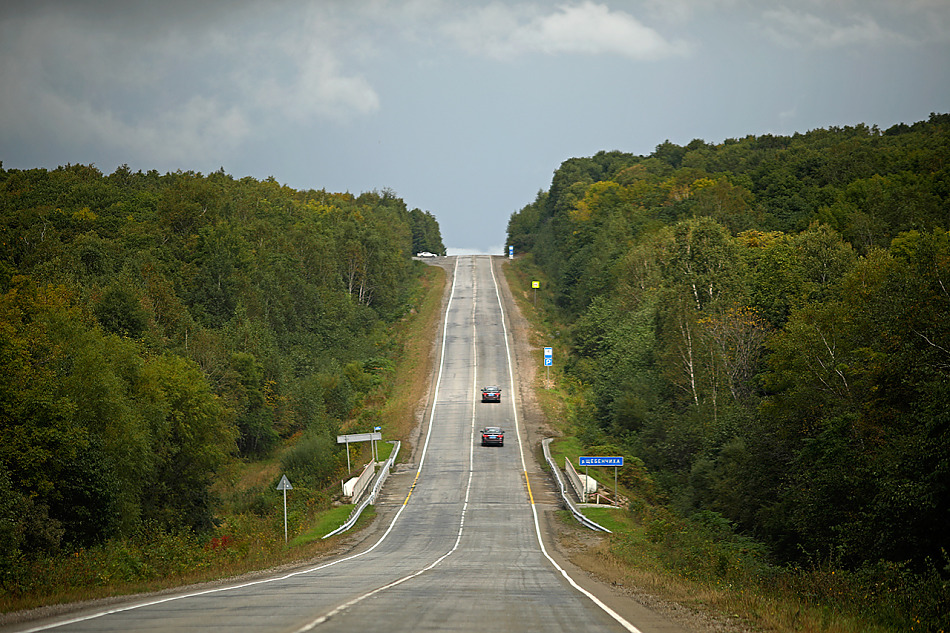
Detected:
left=10, top=255, right=687, bottom=633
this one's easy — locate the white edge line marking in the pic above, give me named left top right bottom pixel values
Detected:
left=488, top=256, right=644, bottom=633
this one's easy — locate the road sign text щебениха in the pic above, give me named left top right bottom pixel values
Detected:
left=579, top=456, right=624, bottom=467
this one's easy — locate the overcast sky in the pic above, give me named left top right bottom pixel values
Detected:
left=1, top=1, right=948, bottom=254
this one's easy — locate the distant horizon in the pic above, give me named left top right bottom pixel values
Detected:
left=446, top=245, right=507, bottom=257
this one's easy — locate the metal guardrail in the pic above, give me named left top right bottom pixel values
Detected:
left=542, top=438, right=611, bottom=533
left=323, top=441, right=401, bottom=539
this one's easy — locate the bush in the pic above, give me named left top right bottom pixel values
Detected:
left=280, top=432, right=344, bottom=489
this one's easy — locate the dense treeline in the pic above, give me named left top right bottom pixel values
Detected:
left=0, top=164, right=443, bottom=573
left=507, top=114, right=950, bottom=574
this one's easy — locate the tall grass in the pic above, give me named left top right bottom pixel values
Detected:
left=602, top=505, right=950, bottom=633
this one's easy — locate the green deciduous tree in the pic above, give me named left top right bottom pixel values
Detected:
left=94, top=284, right=148, bottom=338
left=666, top=217, right=743, bottom=312
left=140, top=354, right=236, bottom=531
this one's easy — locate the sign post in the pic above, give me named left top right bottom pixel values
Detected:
left=337, top=431, right=383, bottom=472
left=543, top=346, right=553, bottom=382
left=532, top=280, right=540, bottom=306
left=276, top=475, right=293, bottom=542
left=579, top=456, right=623, bottom=505
left=508, top=245, right=514, bottom=259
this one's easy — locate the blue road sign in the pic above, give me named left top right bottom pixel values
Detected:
left=544, top=358, right=552, bottom=366
left=579, top=456, right=624, bottom=467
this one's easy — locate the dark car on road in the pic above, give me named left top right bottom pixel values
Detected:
left=480, top=386, right=501, bottom=402
left=480, top=427, right=504, bottom=446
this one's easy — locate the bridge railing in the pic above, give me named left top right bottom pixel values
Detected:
left=542, top=438, right=611, bottom=533
left=323, top=441, right=401, bottom=539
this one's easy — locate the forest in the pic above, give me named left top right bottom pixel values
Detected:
left=507, top=114, right=950, bottom=578
left=0, top=164, right=444, bottom=581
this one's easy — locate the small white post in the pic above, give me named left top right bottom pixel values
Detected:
left=585, top=465, right=589, bottom=503
left=614, top=466, right=619, bottom=506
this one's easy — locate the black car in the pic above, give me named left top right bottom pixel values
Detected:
left=480, top=386, right=501, bottom=402
left=480, top=427, right=504, bottom=446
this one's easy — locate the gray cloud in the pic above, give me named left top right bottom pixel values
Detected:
left=442, top=1, right=688, bottom=60
left=762, top=8, right=906, bottom=49
left=0, top=2, right=379, bottom=163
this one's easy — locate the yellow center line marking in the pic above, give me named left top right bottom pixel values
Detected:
left=524, top=470, right=535, bottom=505
left=403, top=473, right=420, bottom=505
